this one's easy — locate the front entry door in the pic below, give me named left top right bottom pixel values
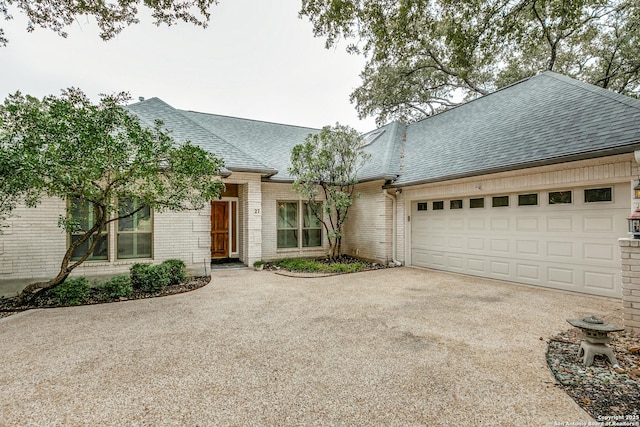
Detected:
left=211, top=201, right=229, bottom=258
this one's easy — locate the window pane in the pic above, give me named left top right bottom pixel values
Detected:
left=303, top=229, right=322, bottom=247
left=492, top=196, right=509, bottom=207
left=518, top=194, right=538, bottom=206
left=118, top=200, right=151, bottom=232
left=277, top=202, right=297, bottom=229
left=585, top=187, right=612, bottom=203
left=277, top=230, right=298, bottom=248
left=470, top=198, right=484, bottom=208
left=303, top=202, right=321, bottom=228
left=433, top=201, right=444, bottom=210
left=549, top=191, right=572, bottom=204
left=71, top=234, right=108, bottom=261
left=117, top=233, right=152, bottom=259
left=417, top=202, right=428, bottom=211
left=450, top=200, right=463, bottom=209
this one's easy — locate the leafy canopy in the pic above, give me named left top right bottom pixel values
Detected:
left=289, top=123, right=370, bottom=259
left=300, top=0, right=640, bottom=125
left=0, top=0, right=219, bottom=45
left=0, top=88, right=224, bottom=296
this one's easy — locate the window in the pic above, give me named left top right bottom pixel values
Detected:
left=584, top=187, right=612, bottom=203
left=69, top=198, right=108, bottom=261
left=470, top=198, right=485, bottom=208
left=518, top=193, right=538, bottom=206
left=117, top=198, right=152, bottom=259
left=302, top=202, right=322, bottom=247
left=492, top=196, right=509, bottom=207
left=549, top=191, right=572, bottom=204
left=417, top=202, right=428, bottom=211
left=450, top=200, right=463, bottom=209
left=277, top=201, right=322, bottom=249
left=433, top=201, right=444, bottom=210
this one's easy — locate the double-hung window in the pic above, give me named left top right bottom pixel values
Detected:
left=69, top=198, right=109, bottom=261
left=117, top=198, right=153, bottom=259
left=277, top=201, right=322, bottom=249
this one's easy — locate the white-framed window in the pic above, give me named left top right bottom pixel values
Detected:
left=69, top=198, right=109, bottom=261
left=117, top=198, right=153, bottom=259
left=277, top=201, right=322, bottom=249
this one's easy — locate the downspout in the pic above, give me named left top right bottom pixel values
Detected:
left=384, top=189, right=402, bottom=266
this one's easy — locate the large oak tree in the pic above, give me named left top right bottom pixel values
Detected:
left=0, top=0, right=218, bottom=45
left=300, top=0, right=640, bottom=125
left=0, top=88, right=224, bottom=300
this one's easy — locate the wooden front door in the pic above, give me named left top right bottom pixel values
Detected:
left=211, top=201, right=229, bottom=258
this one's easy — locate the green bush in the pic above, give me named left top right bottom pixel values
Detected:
left=162, top=259, right=186, bottom=285
left=100, top=275, right=133, bottom=299
left=52, top=277, right=91, bottom=305
left=130, top=263, right=171, bottom=292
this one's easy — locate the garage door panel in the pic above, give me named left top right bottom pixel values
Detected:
left=584, top=270, right=616, bottom=291
left=583, top=215, right=615, bottom=232
left=547, top=241, right=574, bottom=257
left=517, top=217, right=539, bottom=231
left=517, top=240, right=539, bottom=255
left=548, top=216, right=574, bottom=232
left=516, top=264, right=540, bottom=281
left=491, top=217, right=510, bottom=231
left=583, top=243, right=615, bottom=261
left=490, top=239, right=510, bottom=253
left=410, top=183, right=627, bottom=297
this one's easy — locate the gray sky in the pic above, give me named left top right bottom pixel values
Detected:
left=0, top=1, right=377, bottom=132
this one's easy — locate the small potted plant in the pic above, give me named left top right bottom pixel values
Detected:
left=253, top=260, right=266, bottom=271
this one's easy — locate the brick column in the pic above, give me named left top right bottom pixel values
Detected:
left=619, top=238, right=640, bottom=333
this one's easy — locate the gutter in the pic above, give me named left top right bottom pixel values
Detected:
left=383, top=189, right=402, bottom=266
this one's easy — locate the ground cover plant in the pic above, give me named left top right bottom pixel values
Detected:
left=0, top=259, right=207, bottom=316
left=266, top=255, right=389, bottom=274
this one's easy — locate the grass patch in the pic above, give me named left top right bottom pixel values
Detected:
left=271, top=258, right=367, bottom=274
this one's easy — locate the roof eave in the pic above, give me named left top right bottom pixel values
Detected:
left=385, top=144, right=640, bottom=189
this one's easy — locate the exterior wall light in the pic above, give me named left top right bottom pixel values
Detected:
left=627, top=208, right=640, bottom=239
left=634, top=181, right=640, bottom=199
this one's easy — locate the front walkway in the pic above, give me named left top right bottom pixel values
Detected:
left=0, top=268, right=620, bottom=425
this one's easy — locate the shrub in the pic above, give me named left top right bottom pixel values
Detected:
left=52, top=277, right=90, bottom=305
left=130, top=263, right=171, bottom=292
left=100, top=275, right=133, bottom=299
left=162, top=259, right=186, bottom=285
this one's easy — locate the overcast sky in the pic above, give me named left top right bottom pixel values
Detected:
left=0, top=0, right=378, bottom=132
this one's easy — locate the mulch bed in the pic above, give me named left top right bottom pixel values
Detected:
left=0, top=276, right=210, bottom=318
left=547, top=328, right=640, bottom=421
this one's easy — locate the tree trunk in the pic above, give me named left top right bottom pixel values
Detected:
left=19, top=205, right=106, bottom=303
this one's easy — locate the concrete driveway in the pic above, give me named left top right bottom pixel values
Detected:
left=0, top=267, right=621, bottom=426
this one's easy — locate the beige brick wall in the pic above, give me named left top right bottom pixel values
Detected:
left=0, top=197, right=211, bottom=296
left=261, top=182, right=329, bottom=260
left=619, top=238, right=640, bottom=333
left=342, top=180, right=393, bottom=264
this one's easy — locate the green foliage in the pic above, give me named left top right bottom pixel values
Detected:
left=300, top=0, right=640, bottom=125
left=272, top=258, right=367, bottom=273
left=99, top=275, right=133, bottom=299
left=289, top=123, right=370, bottom=259
left=1, top=88, right=224, bottom=297
left=130, top=263, right=171, bottom=292
left=51, top=277, right=90, bottom=305
left=162, top=259, right=186, bottom=285
left=1, top=0, right=219, bottom=46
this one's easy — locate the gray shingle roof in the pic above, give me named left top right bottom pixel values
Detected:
left=126, top=98, right=276, bottom=175
left=394, top=71, right=640, bottom=186
left=125, top=72, right=640, bottom=187
left=178, top=111, right=318, bottom=181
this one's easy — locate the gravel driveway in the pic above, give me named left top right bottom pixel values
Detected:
left=0, top=267, right=622, bottom=426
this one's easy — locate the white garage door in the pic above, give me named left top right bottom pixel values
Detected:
left=410, top=183, right=629, bottom=297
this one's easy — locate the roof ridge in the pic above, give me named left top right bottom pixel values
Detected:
left=541, top=71, right=640, bottom=110
left=181, top=109, right=322, bottom=132
left=171, top=108, right=273, bottom=171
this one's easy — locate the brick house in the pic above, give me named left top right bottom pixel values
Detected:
left=2, top=71, right=640, bottom=329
